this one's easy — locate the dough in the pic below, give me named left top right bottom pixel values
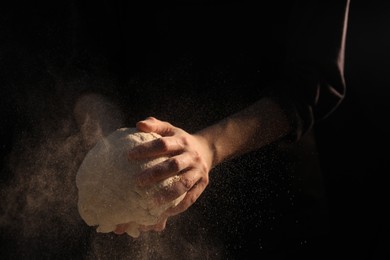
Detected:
left=76, top=128, right=186, bottom=237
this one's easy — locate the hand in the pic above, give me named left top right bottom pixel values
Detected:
left=113, top=216, right=168, bottom=235
left=132, top=117, right=213, bottom=214
left=114, top=117, right=213, bottom=234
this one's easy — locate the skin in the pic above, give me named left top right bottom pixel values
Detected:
left=114, top=97, right=292, bottom=235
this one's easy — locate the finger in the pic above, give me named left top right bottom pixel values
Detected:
left=136, top=117, right=177, bottom=136
left=114, top=223, right=129, bottom=235
left=139, top=224, right=155, bottom=232
left=165, top=178, right=208, bottom=217
left=139, top=215, right=168, bottom=232
left=136, top=153, right=191, bottom=187
left=152, top=217, right=168, bottom=232
left=128, top=136, right=184, bottom=160
left=153, top=169, right=204, bottom=205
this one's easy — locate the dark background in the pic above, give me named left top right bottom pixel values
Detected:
left=1, top=1, right=389, bottom=259
left=315, top=1, right=390, bottom=258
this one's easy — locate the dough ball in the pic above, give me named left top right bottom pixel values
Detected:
left=76, top=127, right=186, bottom=237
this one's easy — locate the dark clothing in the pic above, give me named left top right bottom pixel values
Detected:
left=0, top=1, right=351, bottom=259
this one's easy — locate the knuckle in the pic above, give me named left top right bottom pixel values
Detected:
left=168, top=157, right=181, bottom=172
left=201, top=162, right=209, bottom=173
left=179, top=177, right=193, bottom=191
left=193, top=151, right=201, bottom=162
left=203, top=177, right=209, bottom=186
left=175, top=138, right=185, bottom=150
left=192, top=151, right=209, bottom=172
left=147, top=116, right=157, bottom=121
left=187, top=194, right=198, bottom=205
left=157, top=138, right=170, bottom=152
left=179, top=135, right=190, bottom=146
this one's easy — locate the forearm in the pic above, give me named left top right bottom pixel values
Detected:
left=195, top=97, right=292, bottom=168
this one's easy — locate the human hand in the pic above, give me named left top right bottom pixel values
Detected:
left=113, top=218, right=167, bottom=235
left=114, top=117, right=213, bottom=234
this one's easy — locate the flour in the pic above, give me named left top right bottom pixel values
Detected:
left=76, top=128, right=186, bottom=237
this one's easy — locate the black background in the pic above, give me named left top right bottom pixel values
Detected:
left=315, top=1, right=390, bottom=258
left=1, top=1, right=389, bottom=259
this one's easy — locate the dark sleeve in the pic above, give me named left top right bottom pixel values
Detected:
left=266, top=0, right=350, bottom=142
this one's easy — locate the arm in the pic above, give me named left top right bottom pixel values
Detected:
left=116, top=0, right=350, bottom=234
left=196, top=98, right=291, bottom=167
left=197, top=0, right=351, bottom=167
left=118, top=104, right=289, bottom=234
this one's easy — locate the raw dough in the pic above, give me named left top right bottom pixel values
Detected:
left=76, top=127, right=186, bottom=237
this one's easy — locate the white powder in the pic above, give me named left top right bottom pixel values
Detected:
left=76, top=128, right=186, bottom=237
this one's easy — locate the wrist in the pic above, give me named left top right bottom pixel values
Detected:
left=193, top=133, right=218, bottom=170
